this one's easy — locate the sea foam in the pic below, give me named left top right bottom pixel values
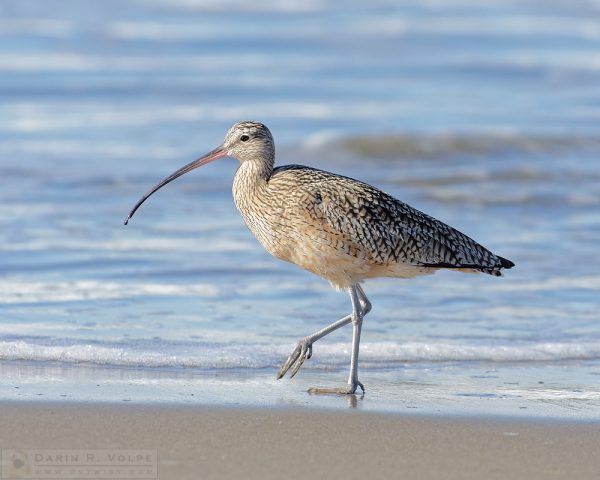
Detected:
left=0, top=339, right=598, bottom=370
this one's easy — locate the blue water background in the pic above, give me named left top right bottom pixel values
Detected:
left=0, top=0, right=599, bottom=416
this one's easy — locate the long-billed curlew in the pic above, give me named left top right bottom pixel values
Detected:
left=125, top=121, right=514, bottom=394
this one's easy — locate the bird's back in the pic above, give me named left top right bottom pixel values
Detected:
left=236, top=164, right=514, bottom=289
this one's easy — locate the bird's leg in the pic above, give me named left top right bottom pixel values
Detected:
left=277, top=313, right=353, bottom=380
left=308, top=284, right=367, bottom=395
left=356, top=283, right=372, bottom=315
left=277, top=284, right=373, bottom=379
left=346, top=286, right=365, bottom=393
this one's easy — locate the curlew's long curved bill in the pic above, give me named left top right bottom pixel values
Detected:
left=124, top=146, right=228, bottom=225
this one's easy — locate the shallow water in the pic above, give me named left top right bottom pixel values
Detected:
left=1, top=0, right=599, bottom=418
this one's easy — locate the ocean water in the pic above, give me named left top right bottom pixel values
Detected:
left=0, top=0, right=599, bottom=418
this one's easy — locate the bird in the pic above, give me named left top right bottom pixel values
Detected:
left=124, top=121, right=514, bottom=395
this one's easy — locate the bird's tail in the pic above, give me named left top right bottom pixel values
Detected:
left=485, top=256, right=515, bottom=277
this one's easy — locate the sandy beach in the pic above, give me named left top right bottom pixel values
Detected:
left=0, top=402, right=598, bottom=480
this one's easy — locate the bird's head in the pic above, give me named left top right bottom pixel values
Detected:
left=124, top=121, right=274, bottom=225
left=223, top=121, right=275, bottom=165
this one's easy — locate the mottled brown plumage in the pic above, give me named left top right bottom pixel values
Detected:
left=125, top=120, right=514, bottom=394
left=231, top=123, right=513, bottom=290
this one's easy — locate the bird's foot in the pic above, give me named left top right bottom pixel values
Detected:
left=307, top=380, right=365, bottom=395
left=276, top=338, right=312, bottom=379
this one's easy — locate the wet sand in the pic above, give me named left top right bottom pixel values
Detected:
left=0, top=402, right=598, bottom=480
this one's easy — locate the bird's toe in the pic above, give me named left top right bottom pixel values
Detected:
left=277, top=338, right=312, bottom=380
left=289, top=341, right=311, bottom=378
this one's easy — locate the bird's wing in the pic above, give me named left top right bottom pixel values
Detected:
left=277, top=166, right=509, bottom=272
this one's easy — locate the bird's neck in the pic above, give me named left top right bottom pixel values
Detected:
left=234, top=158, right=273, bottom=186
left=232, top=159, right=273, bottom=211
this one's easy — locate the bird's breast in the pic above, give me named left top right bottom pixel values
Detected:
left=232, top=167, right=292, bottom=262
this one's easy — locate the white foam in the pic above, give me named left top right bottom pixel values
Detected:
left=0, top=139, right=179, bottom=160
left=154, top=0, right=324, bottom=13
left=359, top=16, right=600, bottom=41
left=0, top=19, right=72, bottom=38
left=0, top=236, right=254, bottom=253
left=0, top=339, right=598, bottom=369
left=0, top=52, right=316, bottom=74
left=0, top=279, right=220, bottom=304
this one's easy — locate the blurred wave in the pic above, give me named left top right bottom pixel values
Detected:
left=1, top=338, right=599, bottom=369
left=343, top=133, right=600, bottom=160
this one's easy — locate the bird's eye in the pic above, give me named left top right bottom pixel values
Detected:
left=240, top=134, right=250, bottom=142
